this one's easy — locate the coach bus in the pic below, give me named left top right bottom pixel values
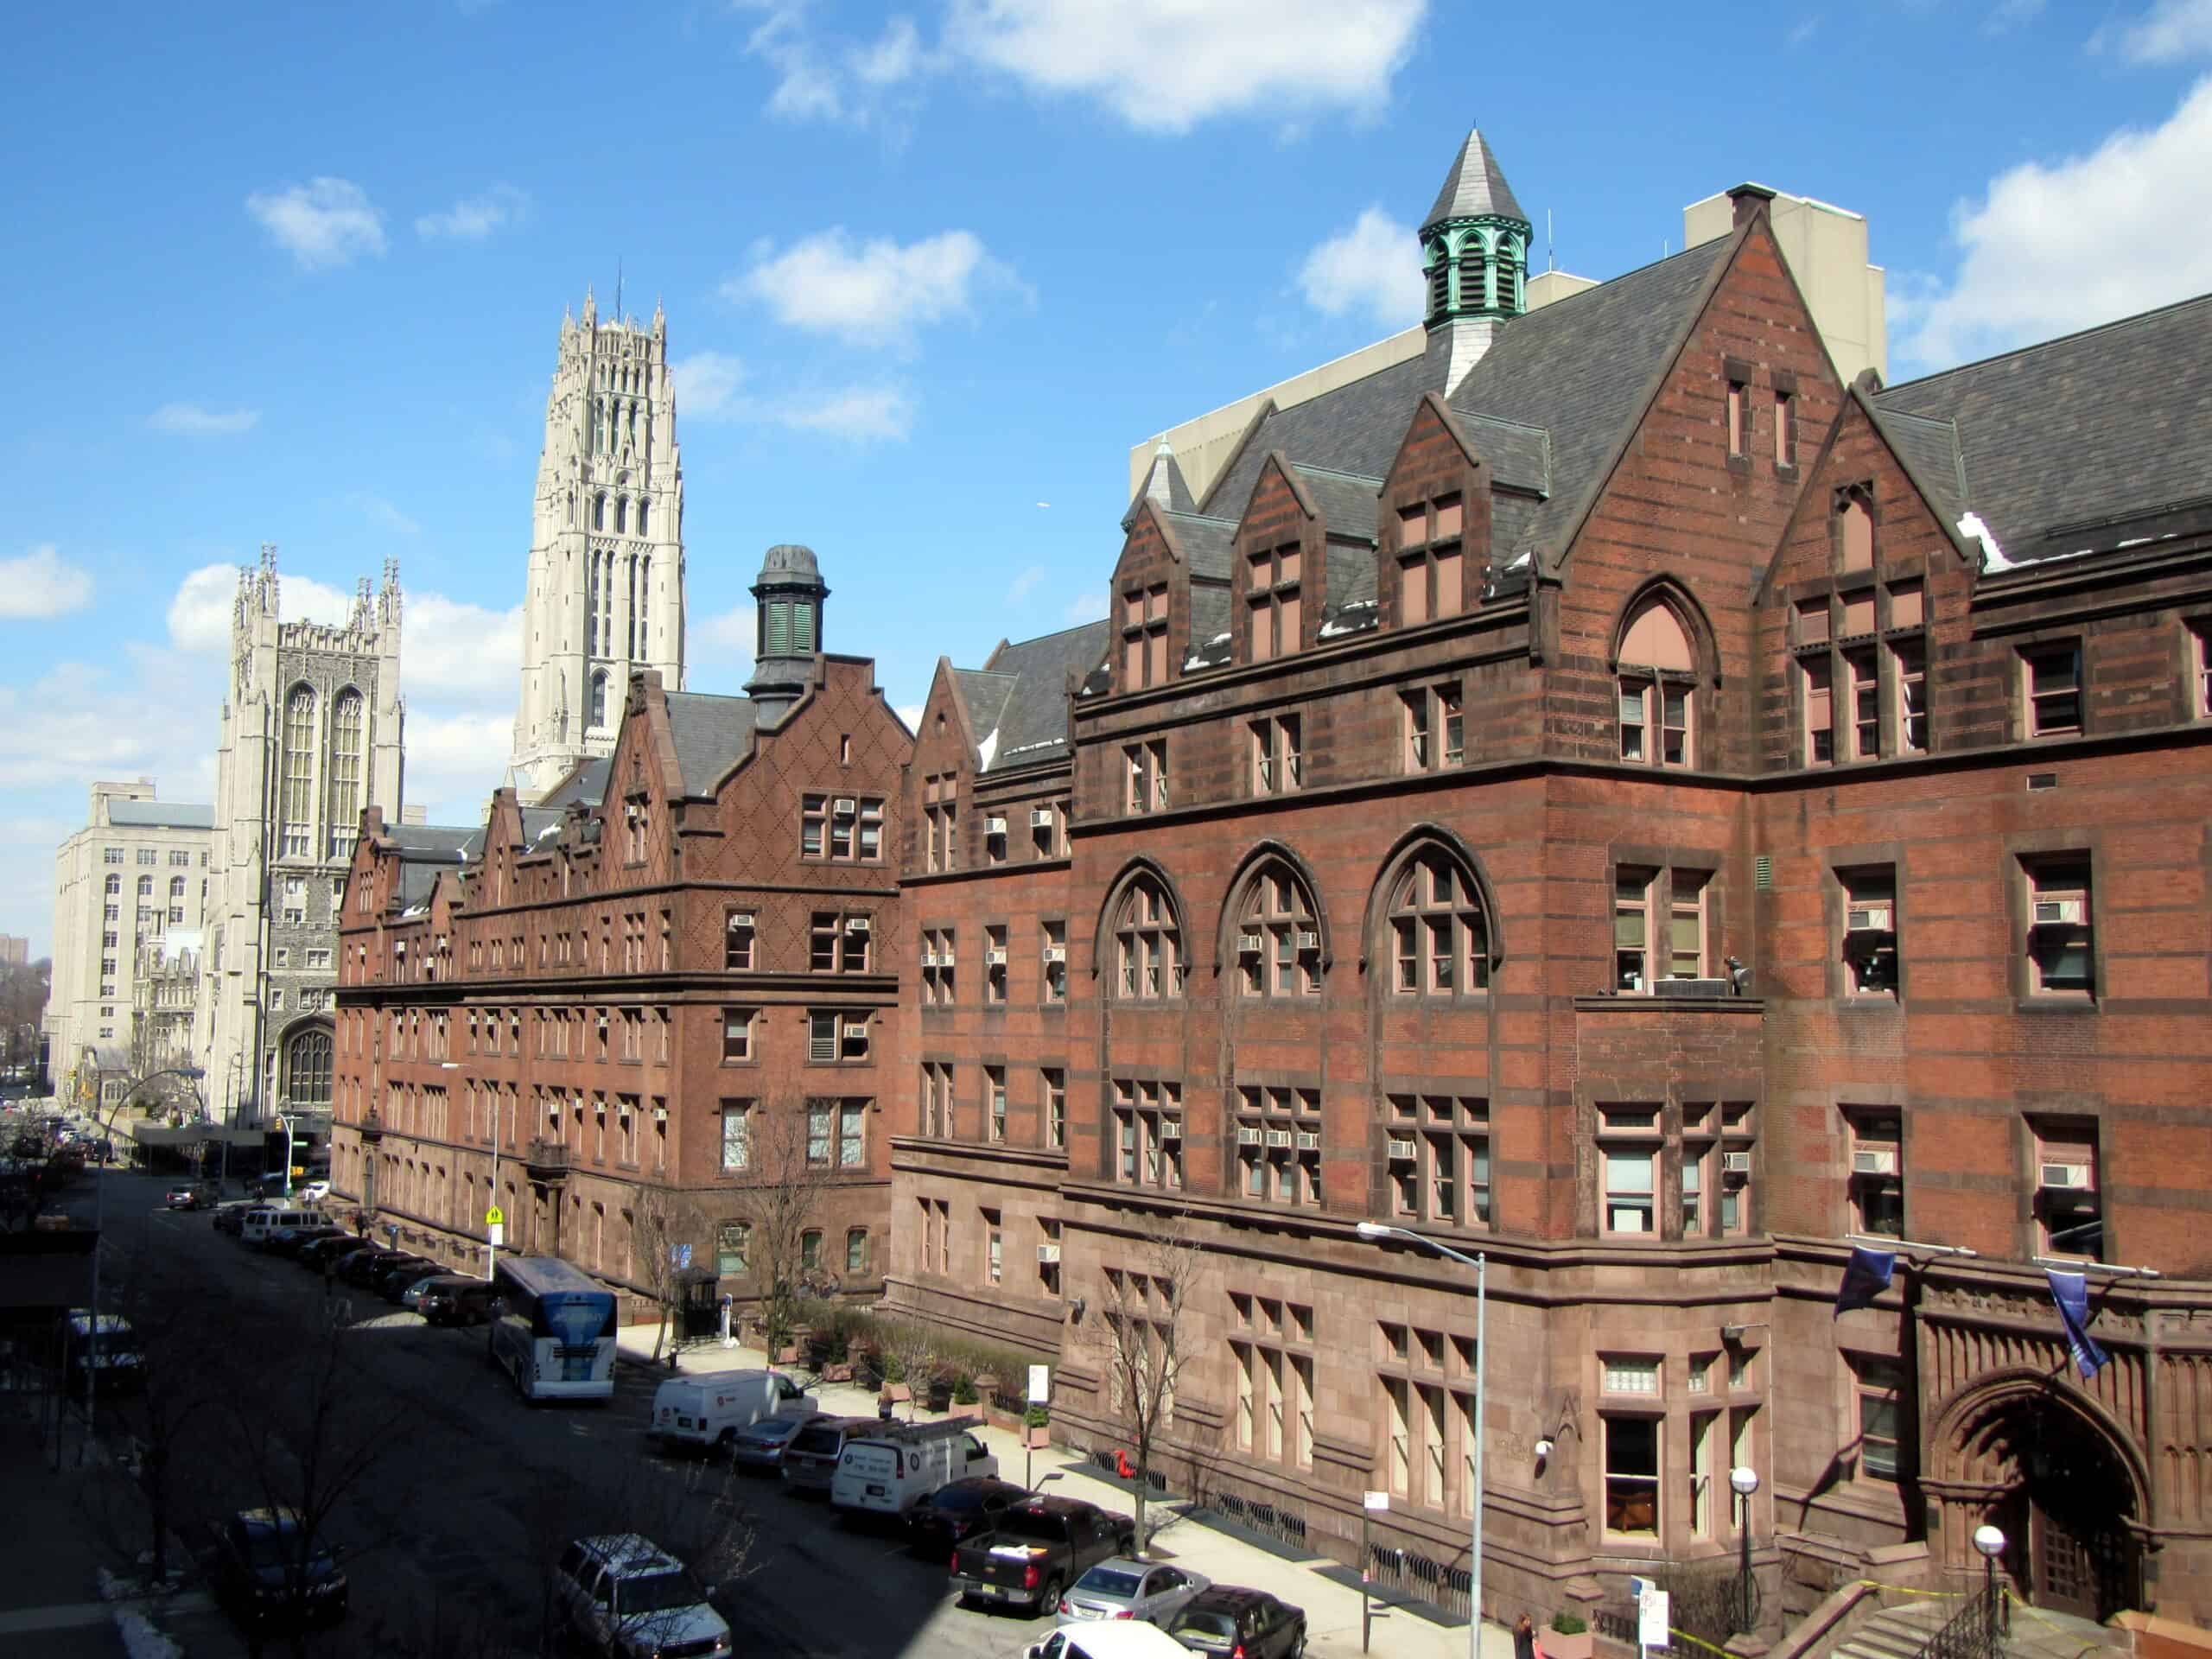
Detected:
left=487, top=1255, right=618, bottom=1402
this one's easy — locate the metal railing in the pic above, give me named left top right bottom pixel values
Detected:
left=1365, top=1544, right=1471, bottom=1620
left=1191, top=1484, right=1310, bottom=1553
left=1916, top=1580, right=2008, bottom=1659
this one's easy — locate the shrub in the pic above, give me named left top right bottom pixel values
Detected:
left=1551, top=1613, right=1586, bottom=1636
left=952, top=1373, right=978, bottom=1406
left=883, top=1353, right=906, bottom=1384
left=1023, top=1403, right=1050, bottom=1429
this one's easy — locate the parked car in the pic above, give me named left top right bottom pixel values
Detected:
left=779, top=1415, right=883, bottom=1497
left=551, top=1534, right=731, bottom=1659
left=164, top=1183, right=216, bottom=1210
left=831, top=1419, right=998, bottom=1522
left=1058, top=1559, right=1211, bottom=1628
left=362, top=1253, right=432, bottom=1295
left=650, top=1370, right=816, bottom=1457
left=241, top=1208, right=321, bottom=1249
left=272, top=1224, right=346, bottom=1261
left=296, top=1179, right=332, bottom=1204
left=1165, top=1587, right=1307, bottom=1659
left=58, top=1308, right=146, bottom=1397
left=379, top=1259, right=449, bottom=1302
left=212, top=1200, right=263, bottom=1236
left=1027, top=1622, right=1192, bottom=1659
left=724, top=1413, right=813, bottom=1474
left=297, top=1236, right=366, bottom=1273
left=906, top=1475, right=1030, bottom=1556
left=418, top=1275, right=498, bottom=1328
left=951, top=1496, right=1136, bottom=1616
left=338, top=1247, right=400, bottom=1288
left=209, top=1507, right=349, bottom=1634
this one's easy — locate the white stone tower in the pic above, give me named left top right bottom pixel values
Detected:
left=511, top=288, right=687, bottom=798
left=200, top=546, right=404, bottom=1128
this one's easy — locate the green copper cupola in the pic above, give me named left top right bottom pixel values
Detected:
left=1421, top=125, right=1531, bottom=325
left=744, top=542, right=829, bottom=723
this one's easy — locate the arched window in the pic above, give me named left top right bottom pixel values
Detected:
left=1425, top=243, right=1450, bottom=322
left=1111, top=874, right=1183, bottom=1001
left=589, top=671, right=608, bottom=729
left=637, top=499, right=651, bottom=537
left=284, top=1027, right=333, bottom=1107
left=1383, top=845, right=1491, bottom=995
left=137, top=874, right=153, bottom=897
left=105, top=874, right=120, bottom=896
left=592, top=493, right=607, bottom=531
left=168, top=876, right=185, bottom=899
left=1494, top=235, right=1521, bottom=312
left=325, top=689, right=364, bottom=861
left=615, top=497, right=628, bottom=535
left=1232, top=861, right=1322, bottom=997
left=281, top=686, right=316, bottom=858
left=1616, top=597, right=1697, bottom=768
left=1456, top=234, right=1489, bottom=314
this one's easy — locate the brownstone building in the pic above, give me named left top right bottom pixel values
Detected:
left=884, top=130, right=2212, bottom=1633
left=333, top=544, right=913, bottom=1320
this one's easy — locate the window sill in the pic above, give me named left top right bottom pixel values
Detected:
left=2016, top=995, right=2097, bottom=1014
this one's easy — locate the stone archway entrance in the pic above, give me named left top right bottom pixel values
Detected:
left=1939, top=1382, right=2141, bottom=1620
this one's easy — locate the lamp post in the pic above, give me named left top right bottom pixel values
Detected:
left=1357, top=1222, right=1486, bottom=1659
left=1729, top=1465, right=1761, bottom=1634
left=1972, top=1524, right=2007, bottom=1640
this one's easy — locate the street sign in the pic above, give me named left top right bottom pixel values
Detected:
left=1638, top=1587, right=1670, bottom=1649
left=1363, top=1491, right=1389, bottom=1511
left=488, top=1223, right=504, bottom=1247
left=486, top=1205, right=505, bottom=1226
left=1027, top=1363, right=1050, bottom=1403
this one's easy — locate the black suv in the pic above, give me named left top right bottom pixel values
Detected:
left=1167, top=1586, right=1307, bottom=1659
left=419, top=1276, right=498, bottom=1327
left=210, top=1508, right=349, bottom=1633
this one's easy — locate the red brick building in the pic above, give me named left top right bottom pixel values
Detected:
left=885, top=131, right=2212, bottom=1632
left=333, top=544, right=913, bottom=1322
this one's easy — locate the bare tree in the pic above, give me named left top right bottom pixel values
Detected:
left=628, top=1182, right=709, bottom=1364
left=1090, top=1209, right=1206, bottom=1557
left=880, top=1317, right=941, bottom=1421
left=719, top=1101, right=838, bottom=1357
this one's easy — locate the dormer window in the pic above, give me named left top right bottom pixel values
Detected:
left=1121, top=583, right=1169, bottom=689
left=1396, top=495, right=1465, bottom=625
left=1247, top=545, right=1302, bottom=662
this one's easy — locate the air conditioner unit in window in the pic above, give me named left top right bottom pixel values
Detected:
left=2033, top=897, right=2085, bottom=925
left=1295, top=929, right=1320, bottom=951
left=1160, top=1119, right=1182, bottom=1142
left=1721, top=1150, right=1753, bottom=1176
left=1042, top=944, right=1066, bottom=963
left=1037, top=1243, right=1062, bottom=1264
left=1237, top=930, right=1263, bottom=955
left=1294, top=1131, right=1321, bottom=1151
left=845, top=916, right=870, bottom=933
left=1847, top=904, right=1893, bottom=932
left=986, top=948, right=1007, bottom=966
left=729, top=912, right=755, bottom=931
left=1031, top=808, right=1055, bottom=829
left=843, top=1021, right=868, bottom=1039
left=1264, top=1129, right=1293, bottom=1149
left=1387, top=1135, right=1417, bottom=1161
left=986, top=816, right=1007, bottom=836
left=920, top=950, right=938, bottom=969
left=2041, top=1161, right=2092, bottom=1190
left=1236, top=1126, right=1263, bottom=1147
left=832, top=798, right=856, bottom=817
left=1852, top=1147, right=1898, bottom=1176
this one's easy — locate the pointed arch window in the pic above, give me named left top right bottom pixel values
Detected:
left=1616, top=599, right=1697, bottom=768
left=1455, top=235, right=1489, bottom=315
left=593, top=493, right=607, bottom=531
left=1384, top=846, right=1491, bottom=997
left=1493, top=235, right=1521, bottom=313
left=283, top=1027, right=333, bottom=1107
left=1112, top=874, right=1183, bottom=1001
left=615, top=497, right=628, bottom=535
left=1233, top=861, right=1321, bottom=998
left=1424, top=243, right=1451, bottom=324
left=281, top=686, right=316, bottom=859
left=325, top=690, right=364, bottom=861
left=589, top=671, right=609, bottom=729
left=637, top=499, right=651, bottom=537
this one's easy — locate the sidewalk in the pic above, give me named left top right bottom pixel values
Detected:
left=616, top=1325, right=1513, bottom=1659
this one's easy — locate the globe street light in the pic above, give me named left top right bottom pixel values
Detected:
left=1973, top=1524, right=2008, bottom=1638
left=1729, top=1465, right=1761, bottom=1633
left=1356, top=1221, right=1486, bottom=1659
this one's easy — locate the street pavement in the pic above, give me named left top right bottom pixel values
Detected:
left=10, top=1171, right=1510, bottom=1658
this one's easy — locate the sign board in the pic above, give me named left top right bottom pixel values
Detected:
left=671, top=1243, right=692, bottom=1269
left=485, top=1206, right=505, bottom=1227
left=488, top=1223, right=504, bottom=1247
left=1363, top=1491, right=1390, bottom=1512
left=1027, top=1363, right=1051, bottom=1404
left=1637, top=1588, right=1670, bottom=1650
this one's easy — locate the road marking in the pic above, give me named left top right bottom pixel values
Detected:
left=0, top=1592, right=216, bottom=1635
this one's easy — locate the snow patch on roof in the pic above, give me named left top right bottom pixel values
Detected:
left=977, top=728, right=999, bottom=770
left=1957, top=511, right=2009, bottom=571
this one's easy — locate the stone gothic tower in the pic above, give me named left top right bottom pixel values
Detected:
left=1420, top=126, right=1530, bottom=395
left=201, top=545, right=404, bottom=1127
left=511, top=289, right=687, bottom=799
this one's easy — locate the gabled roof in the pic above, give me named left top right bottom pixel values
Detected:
left=1424, top=127, right=1525, bottom=228
left=537, top=756, right=611, bottom=810
left=1290, top=465, right=1382, bottom=543
left=1199, top=353, right=1442, bottom=524
left=1160, top=511, right=1238, bottom=582
left=105, top=800, right=213, bottom=830
left=661, top=691, right=758, bottom=796
left=385, top=823, right=474, bottom=911
left=1871, top=293, right=2212, bottom=569
left=1122, top=444, right=1198, bottom=529
left=967, top=620, right=1111, bottom=772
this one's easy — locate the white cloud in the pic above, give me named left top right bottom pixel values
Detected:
left=1007, top=565, right=1045, bottom=603
left=893, top=702, right=925, bottom=734
left=1785, top=14, right=1821, bottom=47
left=745, top=2, right=846, bottom=120
left=671, top=352, right=747, bottom=419
left=398, top=710, right=512, bottom=827
left=944, top=0, right=1424, bottom=133
left=701, top=604, right=758, bottom=655
left=727, top=228, right=1023, bottom=351
left=1297, top=206, right=1424, bottom=328
left=1984, top=0, right=2044, bottom=34
left=245, top=177, right=386, bottom=270
left=776, top=386, right=914, bottom=441
left=166, top=562, right=358, bottom=652
left=0, top=545, right=93, bottom=620
left=1892, top=76, right=2212, bottom=371
left=415, top=184, right=531, bottom=241
left=149, top=403, right=260, bottom=437
left=2094, top=0, right=2212, bottom=60
left=345, top=493, right=423, bottom=537
left=851, top=15, right=925, bottom=83
left=1063, top=589, right=1106, bottom=626
left=403, top=594, right=523, bottom=712
left=0, top=652, right=220, bottom=792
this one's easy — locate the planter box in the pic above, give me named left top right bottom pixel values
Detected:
left=776, top=1345, right=804, bottom=1364
left=821, top=1363, right=854, bottom=1383
left=1025, top=1423, right=1052, bottom=1449
left=884, top=1382, right=910, bottom=1402
left=1547, top=1630, right=1593, bottom=1659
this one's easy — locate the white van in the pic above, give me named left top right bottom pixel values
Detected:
left=649, top=1370, right=814, bottom=1454
left=830, top=1419, right=998, bottom=1519
left=241, top=1207, right=320, bottom=1249
left=1027, top=1622, right=1191, bottom=1659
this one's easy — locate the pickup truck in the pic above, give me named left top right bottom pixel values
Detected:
left=950, top=1496, right=1136, bottom=1616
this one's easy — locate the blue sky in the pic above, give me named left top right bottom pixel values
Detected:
left=5, top=0, right=2211, bottom=954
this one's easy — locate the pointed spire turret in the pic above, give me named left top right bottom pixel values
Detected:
left=1420, top=124, right=1532, bottom=394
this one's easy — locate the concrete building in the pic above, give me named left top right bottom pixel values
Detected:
left=132, top=931, right=202, bottom=1086
left=200, top=547, right=404, bottom=1135
left=0, top=936, right=29, bottom=969
left=44, top=780, right=213, bottom=1109
left=510, top=290, right=687, bottom=803
left=892, top=129, right=2212, bottom=1634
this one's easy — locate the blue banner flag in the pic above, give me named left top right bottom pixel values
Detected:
left=1834, top=1246, right=1897, bottom=1317
left=2045, top=1268, right=2107, bottom=1379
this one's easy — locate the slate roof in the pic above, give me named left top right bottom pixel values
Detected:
left=537, top=757, right=611, bottom=810
left=1291, top=466, right=1382, bottom=543
left=1122, top=445, right=1198, bottom=529
left=969, top=620, right=1112, bottom=772
left=1872, top=293, right=2212, bottom=567
left=1424, top=127, right=1526, bottom=228
left=386, top=823, right=474, bottom=910
left=105, top=800, right=213, bottom=830
left=1161, top=511, right=1237, bottom=582
left=661, top=691, right=758, bottom=797
left=1199, top=352, right=1442, bottom=524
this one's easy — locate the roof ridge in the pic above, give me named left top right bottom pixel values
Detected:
left=1878, top=289, right=2212, bottom=395
left=1510, top=239, right=1722, bottom=321
left=1290, top=463, right=1384, bottom=486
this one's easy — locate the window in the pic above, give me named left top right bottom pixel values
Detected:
left=1604, top=1415, right=1661, bottom=1537
left=1250, top=713, right=1303, bottom=794
left=1845, top=1110, right=1904, bottom=1237
left=1614, top=869, right=1654, bottom=992
left=283, top=1028, right=332, bottom=1106
left=137, top=847, right=156, bottom=867
left=1231, top=1330, right=1314, bottom=1471
left=1772, top=388, right=1796, bottom=467
left=1112, top=1078, right=1183, bottom=1190
left=1841, top=869, right=1897, bottom=995
left=1891, top=639, right=1927, bottom=753
left=1385, top=1095, right=1489, bottom=1225
left=305, top=948, right=330, bottom=970
left=1617, top=601, right=1694, bottom=766
left=1726, top=378, right=1751, bottom=459
left=810, top=911, right=871, bottom=974
left=1121, top=582, right=1169, bottom=689
left=1845, top=648, right=1879, bottom=760
left=720, top=1103, right=750, bottom=1173
left=1123, top=741, right=1168, bottom=815
left=2024, top=860, right=2093, bottom=995
left=1599, top=1106, right=1660, bottom=1235
left=1037, top=1219, right=1063, bottom=1294
left=105, top=874, right=119, bottom=897
left=1235, top=863, right=1322, bottom=999
left=1400, top=682, right=1462, bottom=772
left=920, top=1062, right=955, bottom=1138
left=1681, top=1103, right=1755, bottom=1237
left=1247, top=543, right=1302, bottom=661
left=984, top=812, right=1007, bottom=864
left=806, top=1101, right=833, bottom=1166
left=986, top=1215, right=1003, bottom=1284
left=1043, top=1069, right=1065, bottom=1150
left=1385, top=849, right=1487, bottom=996
left=104, top=848, right=122, bottom=865
left=716, top=1223, right=748, bottom=1275
left=1837, top=488, right=1873, bottom=572
left=808, top=1009, right=868, bottom=1063
left=985, top=925, right=1007, bottom=1003
left=2024, top=644, right=2082, bottom=736
left=326, top=690, right=365, bottom=861
left=1688, top=1411, right=1718, bottom=1538
left=800, top=1231, right=822, bottom=1274
left=281, top=685, right=315, bottom=858
left=2033, top=1121, right=2101, bottom=1259
left=1396, top=495, right=1465, bottom=625
left=921, top=928, right=956, bottom=1005
left=802, top=792, right=883, bottom=861
left=714, top=906, right=754, bottom=972
left=845, top=1228, right=869, bottom=1274
left=987, top=1067, right=1007, bottom=1141
left=137, top=875, right=153, bottom=898
left=1030, top=802, right=1062, bottom=859
left=2194, top=623, right=2212, bottom=719
left=1112, top=876, right=1181, bottom=999
left=1236, top=1086, right=1321, bottom=1205
left=1041, top=921, right=1066, bottom=1003
left=1802, top=655, right=1834, bottom=765
left=1852, top=1357, right=1905, bottom=1481
left=924, top=773, right=957, bottom=872
left=837, top=1101, right=865, bottom=1168
left=282, top=878, right=307, bottom=925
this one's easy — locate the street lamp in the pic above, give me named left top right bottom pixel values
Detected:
left=1357, top=1221, right=1486, bottom=1659
left=1972, top=1524, right=2008, bottom=1638
left=1729, top=1465, right=1761, bottom=1633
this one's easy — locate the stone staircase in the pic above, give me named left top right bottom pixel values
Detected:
left=1828, top=1597, right=2129, bottom=1659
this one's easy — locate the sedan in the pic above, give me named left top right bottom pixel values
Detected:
left=1166, top=1587, right=1306, bottom=1659
left=397, top=1275, right=442, bottom=1314
left=724, top=1414, right=812, bottom=1474
left=210, top=1507, right=349, bottom=1634
left=297, top=1236, right=366, bottom=1274
left=906, top=1476, right=1031, bottom=1557
left=164, top=1185, right=208, bottom=1211
left=379, top=1260, right=449, bottom=1303
left=272, top=1225, right=347, bottom=1261
left=1058, top=1559, right=1210, bottom=1628
left=338, top=1248, right=400, bottom=1288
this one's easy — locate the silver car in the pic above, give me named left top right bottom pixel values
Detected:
left=1055, top=1558, right=1211, bottom=1626
left=726, top=1414, right=810, bottom=1472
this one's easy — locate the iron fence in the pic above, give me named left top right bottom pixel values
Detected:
left=1365, top=1543, right=1471, bottom=1620
left=1916, top=1580, right=2008, bottom=1659
left=1191, top=1484, right=1310, bottom=1553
